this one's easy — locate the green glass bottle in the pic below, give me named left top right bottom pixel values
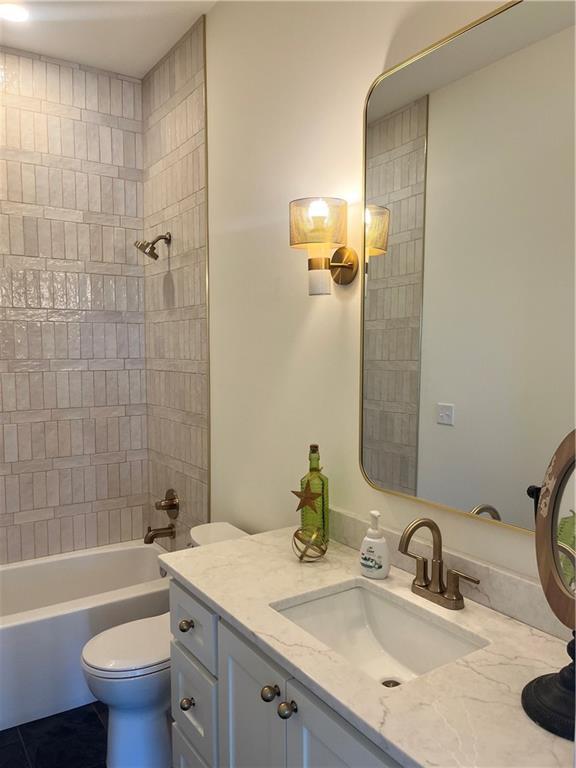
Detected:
left=300, top=444, right=329, bottom=542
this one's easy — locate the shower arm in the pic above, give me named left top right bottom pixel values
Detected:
left=150, top=233, right=172, bottom=247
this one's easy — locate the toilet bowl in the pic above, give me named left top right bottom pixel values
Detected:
left=81, top=522, right=247, bottom=768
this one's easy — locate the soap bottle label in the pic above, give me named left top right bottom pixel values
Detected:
left=361, top=543, right=383, bottom=571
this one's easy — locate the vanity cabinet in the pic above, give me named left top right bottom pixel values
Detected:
left=218, top=623, right=400, bottom=768
left=170, top=580, right=399, bottom=768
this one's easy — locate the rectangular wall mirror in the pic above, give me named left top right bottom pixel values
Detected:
left=361, top=0, right=575, bottom=531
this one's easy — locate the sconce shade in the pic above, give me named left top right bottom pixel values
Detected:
left=289, top=197, right=347, bottom=250
left=365, top=205, right=390, bottom=256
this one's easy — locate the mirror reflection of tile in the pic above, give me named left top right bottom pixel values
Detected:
left=364, top=96, right=427, bottom=496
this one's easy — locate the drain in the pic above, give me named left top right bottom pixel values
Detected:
left=381, top=678, right=401, bottom=688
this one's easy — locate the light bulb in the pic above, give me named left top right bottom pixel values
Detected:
left=307, top=198, right=329, bottom=224
left=0, top=4, right=29, bottom=21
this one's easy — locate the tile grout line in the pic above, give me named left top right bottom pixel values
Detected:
left=16, top=725, right=33, bottom=768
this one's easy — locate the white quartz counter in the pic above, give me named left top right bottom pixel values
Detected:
left=159, top=528, right=573, bottom=768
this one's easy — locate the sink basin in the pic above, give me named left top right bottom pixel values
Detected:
left=275, top=582, right=487, bottom=685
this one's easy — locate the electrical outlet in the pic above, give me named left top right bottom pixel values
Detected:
left=436, top=403, right=455, bottom=426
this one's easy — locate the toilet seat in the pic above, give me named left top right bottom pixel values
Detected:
left=82, top=613, right=170, bottom=679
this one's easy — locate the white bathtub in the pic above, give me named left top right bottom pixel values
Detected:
left=0, top=540, right=169, bottom=730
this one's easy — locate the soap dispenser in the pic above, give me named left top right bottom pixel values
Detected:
left=360, top=510, right=390, bottom=579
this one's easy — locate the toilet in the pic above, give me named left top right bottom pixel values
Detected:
left=81, top=522, right=247, bottom=768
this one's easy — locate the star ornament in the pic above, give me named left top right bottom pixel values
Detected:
left=291, top=480, right=321, bottom=512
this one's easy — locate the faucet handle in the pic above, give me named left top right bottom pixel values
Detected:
left=405, top=552, right=429, bottom=587
left=445, top=568, right=480, bottom=602
left=154, top=489, right=179, bottom=519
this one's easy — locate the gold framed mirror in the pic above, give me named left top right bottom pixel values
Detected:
left=360, top=0, right=575, bottom=532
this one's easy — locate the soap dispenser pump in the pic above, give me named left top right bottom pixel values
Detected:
left=360, top=510, right=390, bottom=579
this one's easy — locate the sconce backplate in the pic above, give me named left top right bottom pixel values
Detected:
left=330, top=247, right=359, bottom=285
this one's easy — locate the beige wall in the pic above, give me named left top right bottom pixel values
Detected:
left=0, top=47, right=147, bottom=563
left=206, top=1, right=541, bottom=576
left=418, top=27, right=575, bottom=527
left=143, top=19, right=208, bottom=549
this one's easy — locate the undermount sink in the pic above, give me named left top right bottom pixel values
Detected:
left=275, top=581, right=488, bottom=686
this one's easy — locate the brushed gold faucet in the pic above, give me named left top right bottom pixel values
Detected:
left=398, top=518, right=479, bottom=610
left=144, top=524, right=176, bottom=544
left=470, top=503, right=501, bottom=521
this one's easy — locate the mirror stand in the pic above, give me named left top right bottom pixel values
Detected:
left=522, top=632, right=575, bottom=740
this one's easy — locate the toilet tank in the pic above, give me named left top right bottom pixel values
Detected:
left=190, top=522, right=247, bottom=547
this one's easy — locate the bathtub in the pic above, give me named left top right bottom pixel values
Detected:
left=0, top=540, right=169, bottom=730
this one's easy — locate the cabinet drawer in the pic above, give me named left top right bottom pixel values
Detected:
left=172, top=723, right=209, bottom=768
left=171, top=641, right=218, bottom=767
left=170, top=580, right=218, bottom=675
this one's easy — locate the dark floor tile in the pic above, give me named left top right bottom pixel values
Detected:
left=0, top=741, right=31, bottom=768
left=19, top=706, right=103, bottom=745
left=0, top=730, right=20, bottom=749
left=22, top=730, right=106, bottom=768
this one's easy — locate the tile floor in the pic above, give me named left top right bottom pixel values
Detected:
left=0, top=703, right=107, bottom=768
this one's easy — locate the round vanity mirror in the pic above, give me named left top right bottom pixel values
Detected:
left=553, top=466, right=575, bottom=596
left=535, top=430, right=575, bottom=628
left=522, top=430, right=575, bottom=740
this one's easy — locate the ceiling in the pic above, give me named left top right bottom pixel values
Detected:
left=0, top=1, right=215, bottom=78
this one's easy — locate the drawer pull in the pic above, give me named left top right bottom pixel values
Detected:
left=179, top=619, right=195, bottom=633
left=277, top=700, right=298, bottom=719
left=180, top=697, right=196, bottom=711
left=260, top=684, right=280, bottom=703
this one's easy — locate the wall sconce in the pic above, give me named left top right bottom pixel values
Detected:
left=365, top=205, right=390, bottom=258
left=289, top=197, right=359, bottom=295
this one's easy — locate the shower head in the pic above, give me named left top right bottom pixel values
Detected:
left=134, top=232, right=172, bottom=260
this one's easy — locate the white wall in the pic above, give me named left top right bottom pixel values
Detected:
left=418, top=26, right=575, bottom=527
left=206, top=1, right=543, bottom=576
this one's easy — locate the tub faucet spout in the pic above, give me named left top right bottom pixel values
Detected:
left=144, top=524, right=175, bottom=544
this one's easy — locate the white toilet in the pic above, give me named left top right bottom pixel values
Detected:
left=81, top=522, right=247, bottom=768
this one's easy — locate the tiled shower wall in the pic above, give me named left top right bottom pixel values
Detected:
left=142, top=18, right=208, bottom=549
left=0, top=19, right=207, bottom=563
left=0, top=49, right=147, bottom=562
left=363, top=97, right=427, bottom=495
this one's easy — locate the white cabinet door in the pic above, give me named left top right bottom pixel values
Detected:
left=285, top=680, right=401, bottom=768
left=219, top=623, right=290, bottom=768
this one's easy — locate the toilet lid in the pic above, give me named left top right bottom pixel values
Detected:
left=189, top=521, right=247, bottom=547
left=82, top=613, right=170, bottom=678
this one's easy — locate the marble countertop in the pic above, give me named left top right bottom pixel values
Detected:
left=159, top=528, right=573, bottom=768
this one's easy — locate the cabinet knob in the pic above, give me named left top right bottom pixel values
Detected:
left=260, top=684, right=280, bottom=703
left=180, top=697, right=195, bottom=711
left=277, top=700, right=298, bottom=719
left=179, top=619, right=194, bottom=633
